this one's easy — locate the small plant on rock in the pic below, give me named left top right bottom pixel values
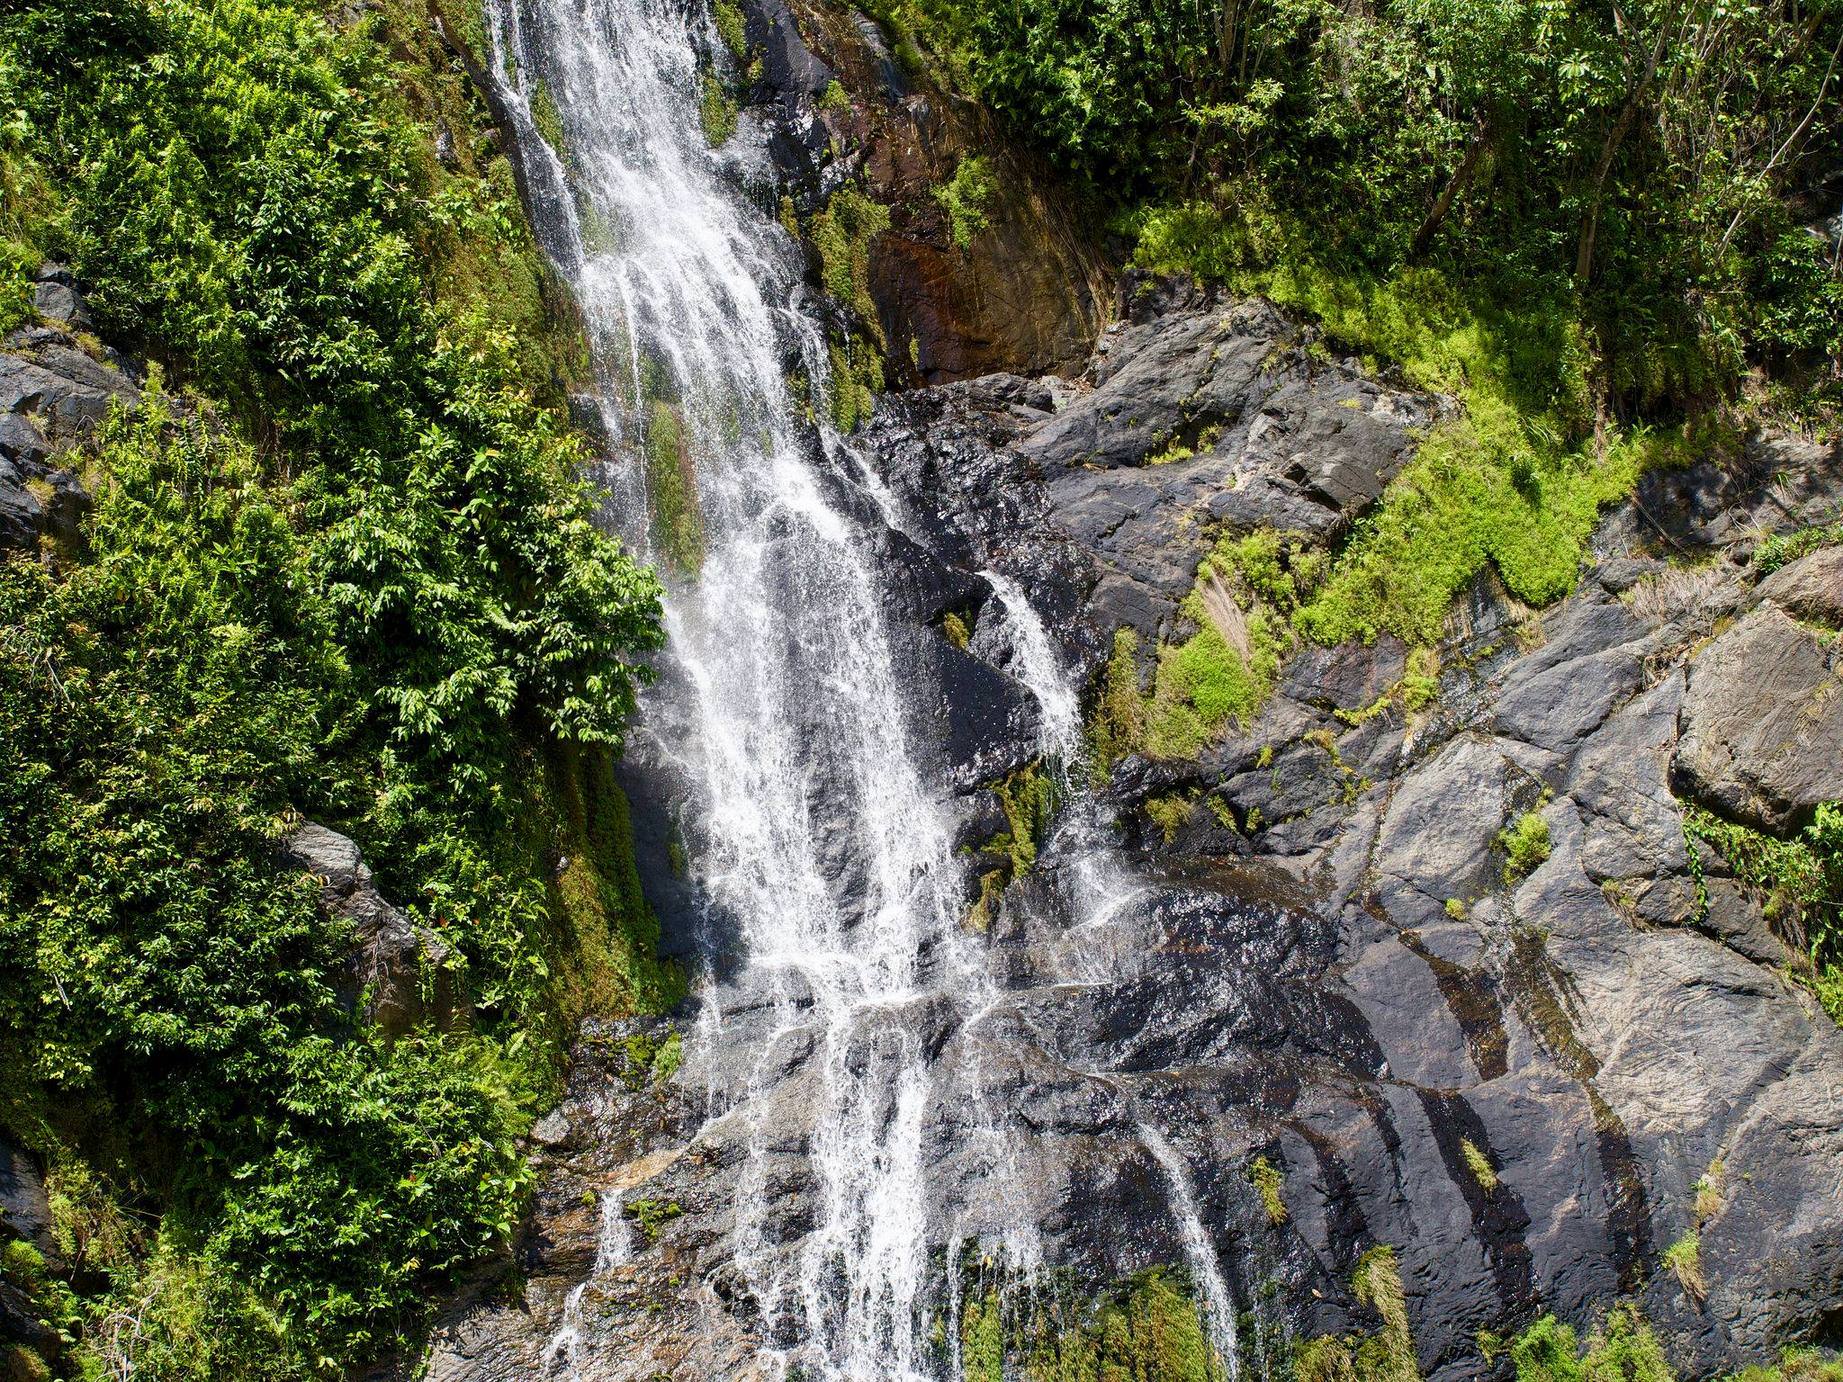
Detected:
left=1459, top=1138, right=1498, bottom=1192
left=1497, top=810, right=1552, bottom=883
left=1663, top=1231, right=1703, bottom=1301
left=1248, top=1155, right=1288, bottom=1225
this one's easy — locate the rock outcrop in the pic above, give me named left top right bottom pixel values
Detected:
left=724, top=0, right=1109, bottom=382
left=420, top=281, right=1843, bottom=1381
left=279, top=823, right=461, bottom=1034
left=1756, top=545, right=1843, bottom=626
left=1674, top=605, right=1843, bottom=833
left=0, top=265, right=138, bottom=557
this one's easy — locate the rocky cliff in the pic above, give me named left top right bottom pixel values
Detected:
left=420, top=273, right=1843, bottom=1380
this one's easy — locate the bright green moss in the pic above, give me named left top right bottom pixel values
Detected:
left=1146, top=792, right=1198, bottom=844
left=623, top=1198, right=683, bottom=1244
left=1249, top=1155, right=1287, bottom=1225
left=1133, top=219, right=1713, bottom=648
left=698, top=72, right=738, bottom=146
left=1459, top=1138, right=1498, bottom=1192
left=712, top=0, right=747, bottom=58
left=643, top=398, right=705, bottom=572
left=1497, top=809, right=1552, bottom=883
left=825, top=337, right=883, bottom=433
left=963, top=1289, right=1005, bottom=1382
left=547, top=743, right=686, bottom=1022
left=531, top=78, right=567, bottom=156
left=811, top=187, right=892, bottom=327
left=933, top=154, right=994, bottom=250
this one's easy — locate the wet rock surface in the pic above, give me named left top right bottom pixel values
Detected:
left=424, top=284, right=1843, bottom=1380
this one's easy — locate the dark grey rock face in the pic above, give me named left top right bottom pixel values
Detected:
left=0, top=1139, right=53, bottom=1262
left=1756, top=545, right=1843, bottom=626
left=0, top=269, right=136, bottom=555
left=1022, top=282, right=1441, bottom=642
left=421, top=292, right=1843, bottom=1382
left=278, top=822, right=461, bottom=1034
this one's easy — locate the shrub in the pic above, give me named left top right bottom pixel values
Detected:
left=933, top=155, right=995, bottom=249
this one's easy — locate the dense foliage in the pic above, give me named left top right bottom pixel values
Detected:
left=0, top=0, right=671, bottom=1372
left=893, top=0, right=1842, bottom=666
left=942, top=0, right=1842, bottom=412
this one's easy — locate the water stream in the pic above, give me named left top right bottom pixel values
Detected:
left=484, top=0, right=1243, bottom=1374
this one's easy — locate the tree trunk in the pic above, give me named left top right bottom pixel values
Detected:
left=1411, top=114, right=1490, bottom=260
left=1575, top=24, right=1672, bottom=285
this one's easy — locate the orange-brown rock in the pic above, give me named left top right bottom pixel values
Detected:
left=782, top=0, right=1110, bottom=382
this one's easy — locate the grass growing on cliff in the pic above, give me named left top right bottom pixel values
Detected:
left=961, top=1265, right=1226, bottom=1382
left=1136, top=228, right=1693, bottom=647
left=812, top=188, right=892, bottom=327
left=1685, top=801, right=1843, bottom=1025
left=1091, top=540, right=1284, bottom=763
left=0, top=0, right=674, bottom=1370
left=1503, top=1307, right=1673, bottom=1382
left=934, top=154, right=995, bottom=250
left=1498, top=809, right=1554, bottom=884
left=1295, top=1245, right=1419, bottom=1382
left=1248, top=1155, right=1288, bottom=1225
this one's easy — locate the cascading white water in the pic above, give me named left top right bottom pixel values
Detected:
left=486, top=1, right=977, bottom=1376
left=1137, top=1125, right=1242, bottom=1382
left=986, top=580, right=1242, bottom=1382
left=486, top=0, right=1249, bottom=1374
left=546, top=1192, right=631, bottom=1380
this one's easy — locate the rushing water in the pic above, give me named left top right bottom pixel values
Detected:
left=484, top=0, right=1243, bottom=1375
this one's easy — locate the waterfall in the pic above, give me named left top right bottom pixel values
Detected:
left=484, top=0, right=1243, bottom=1374
left=486, top=0, right=974, bottom=1376
left=1136, top=1125, right=1242, bottom=1381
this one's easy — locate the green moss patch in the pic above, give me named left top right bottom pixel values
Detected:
left=811, top=187, right=892, bottom=328
left=643, top=398, right=706, bottom=572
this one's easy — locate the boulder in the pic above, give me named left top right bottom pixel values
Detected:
left=278, top=822, right=461, bottom=1034
left=0, top=413, right=50, bottom=469
left=32, top=263, right=93, bottom=331
left=1756, top=544, right=1843, bottom=627
left=0, top=460, right=43, bottom=552
left=1674, top=606, right=1843, bottom=833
